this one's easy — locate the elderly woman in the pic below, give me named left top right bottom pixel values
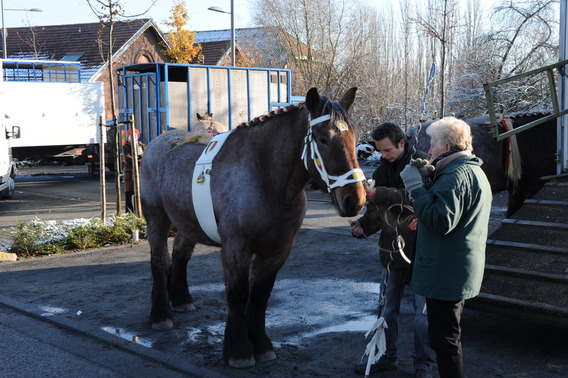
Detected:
left=400, top=116, right=493, bottom=378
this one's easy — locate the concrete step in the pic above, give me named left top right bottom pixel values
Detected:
left=531, top=180, right=568, bottom=201
left=489, top=219, right=568, bottom=249
left=511, top=199, right=568, bottom=223
left=468, top=293, right=568, bottom=328
left=475, top=177, right=568, bottom=327
left=485, top=239, right=568, bottom=275
left=480, top=264, right=568, bottom=308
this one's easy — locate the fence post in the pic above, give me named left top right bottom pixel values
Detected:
left=99, top=116, right=107, bottom=220
left=128, top=114, right=142, bottom=217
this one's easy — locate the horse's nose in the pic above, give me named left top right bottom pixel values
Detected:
left=340, top=194, right=365, bottom=217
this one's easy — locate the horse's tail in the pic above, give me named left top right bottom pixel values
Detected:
left=501, top=117, right=523, bottom=190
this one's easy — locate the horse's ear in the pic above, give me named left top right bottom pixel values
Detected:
left=197, top=112, right=203, bottom=120
left=340, top=87, right=357, bottom=112
left=305, top=87, right=323, bottom=115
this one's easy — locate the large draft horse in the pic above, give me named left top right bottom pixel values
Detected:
left=407, top=112, right=557, bottom=216
left=140, top=87, right=367, bottom=368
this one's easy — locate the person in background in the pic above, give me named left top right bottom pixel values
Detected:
left=123, top=128, right=146, bottom=213
left=400, top=116, right=492, bottom=378
left=351, top=122, right=433, bottom=378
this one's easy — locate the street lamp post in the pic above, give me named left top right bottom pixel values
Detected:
left=1, top=1, right=43, bottom=59
left=208, top=1, right=235, bottom=66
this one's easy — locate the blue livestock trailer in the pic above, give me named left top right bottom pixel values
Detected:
left=117, top=63, right=293, bottom=144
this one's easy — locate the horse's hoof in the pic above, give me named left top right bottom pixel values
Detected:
left=228, top=356, right=256, bottom=369
left=151, top=319, right=173, bottom=330
left=173, top=303, right=196, bottom=312
left=255, top=350, right=277, bottom=362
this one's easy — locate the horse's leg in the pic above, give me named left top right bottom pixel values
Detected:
left=247, top=247, right=291, bottom=362
left=169, top=232, right=196, bottom=312
left=147, top=213, right=174, bottom=330
left=221, top=240, right=255, bottom=368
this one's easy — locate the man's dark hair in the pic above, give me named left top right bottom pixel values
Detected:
left=371, top=122, right=406, bottom=146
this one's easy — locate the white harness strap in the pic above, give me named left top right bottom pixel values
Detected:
left=301, top=114, right=366, bottom=192
left=191, top=131, right=234, bottom=243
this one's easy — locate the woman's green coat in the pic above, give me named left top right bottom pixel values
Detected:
left=410, top=155, right=493, bottom=301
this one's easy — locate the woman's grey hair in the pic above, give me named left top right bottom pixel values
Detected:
left=426, top=116, right=473, bottom=151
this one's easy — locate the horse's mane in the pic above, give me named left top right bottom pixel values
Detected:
left=235, top=95, right=353, bottom=131
left=236, top=103, right=305, bottom=128
left=323, top=96, right=354, bottom=131
left=507, top=110, right=552, bottom=119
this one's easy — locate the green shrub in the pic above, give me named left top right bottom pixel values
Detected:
left=9, top=213, right=147, bottom=257
left=66, top=220, right=102, bottom=250
left=11, top=219, right=67, bottom=256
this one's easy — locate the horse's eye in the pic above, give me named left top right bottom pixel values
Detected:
left=318, top=137, right=328, bottom=145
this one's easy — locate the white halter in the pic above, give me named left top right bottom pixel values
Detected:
left=301, top=113, right=366, bottom=192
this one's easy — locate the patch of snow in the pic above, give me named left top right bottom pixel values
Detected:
left=101, top=326, right=154, bottom=348
left=172, top=278, right=383, bottom=348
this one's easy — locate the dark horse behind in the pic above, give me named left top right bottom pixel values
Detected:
left=140, top=87, right=366, bottom=368
left=407, top=112, right=557, bottom=216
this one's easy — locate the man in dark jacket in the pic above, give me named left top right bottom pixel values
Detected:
left=123, top=128, right=146, bottom=213
left=400, top=116, right=492, bottom=378
left=352, top=122, right=433, bottom=377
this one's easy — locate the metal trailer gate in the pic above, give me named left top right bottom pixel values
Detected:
left=560, top=0, right=568, bottom=173
left=117, top=63, right=293, bottom=144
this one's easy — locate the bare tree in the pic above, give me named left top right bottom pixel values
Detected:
left=252, top=0, right=560, bottom=129
left=413, top=0, right=461, bottom=117
left=444, top=0, right=491, bottom=117
left=448, top=0, right=559, bottom=116
left=254, top=0, right=360, bottom=96
left=490, top=0, right=558, bottom=77
left=15, top=27, right=45, bottom=59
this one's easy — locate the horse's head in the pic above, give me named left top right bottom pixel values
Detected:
left=303, top=87, right=366, bottom=217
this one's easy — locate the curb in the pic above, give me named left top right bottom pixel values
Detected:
left=0, top=293, right=228, bottom=378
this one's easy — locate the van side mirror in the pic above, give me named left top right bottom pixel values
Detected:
left=7, top=126, right=21, bottom=139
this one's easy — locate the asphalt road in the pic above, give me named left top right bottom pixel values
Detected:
left=0, top=297, right=199, bottom=378
left=0, top=165, right=121, bottom=243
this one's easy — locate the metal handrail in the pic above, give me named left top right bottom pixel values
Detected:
left=483, top=59, right=568, bottom=141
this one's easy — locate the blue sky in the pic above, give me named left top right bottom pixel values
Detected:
left=3, top=0, right=499, bottom=32
left=1, top=0, right=254, bottom=31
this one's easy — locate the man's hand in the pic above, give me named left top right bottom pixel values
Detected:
left=400, top=165, right=423, bottom=193
left=349, top=220, right=364, bottom=237
left=365, top=188, right=377, bottom=202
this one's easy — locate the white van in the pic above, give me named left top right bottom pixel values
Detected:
left=0, top=124, right=19, bottom=199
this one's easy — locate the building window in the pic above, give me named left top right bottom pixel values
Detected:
left=134, top=50, right=154, bottom=64
left=61, top=53, right=85, bottom=61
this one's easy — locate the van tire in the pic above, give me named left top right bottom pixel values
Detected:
left=0, top=173, right=15, bottom=199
